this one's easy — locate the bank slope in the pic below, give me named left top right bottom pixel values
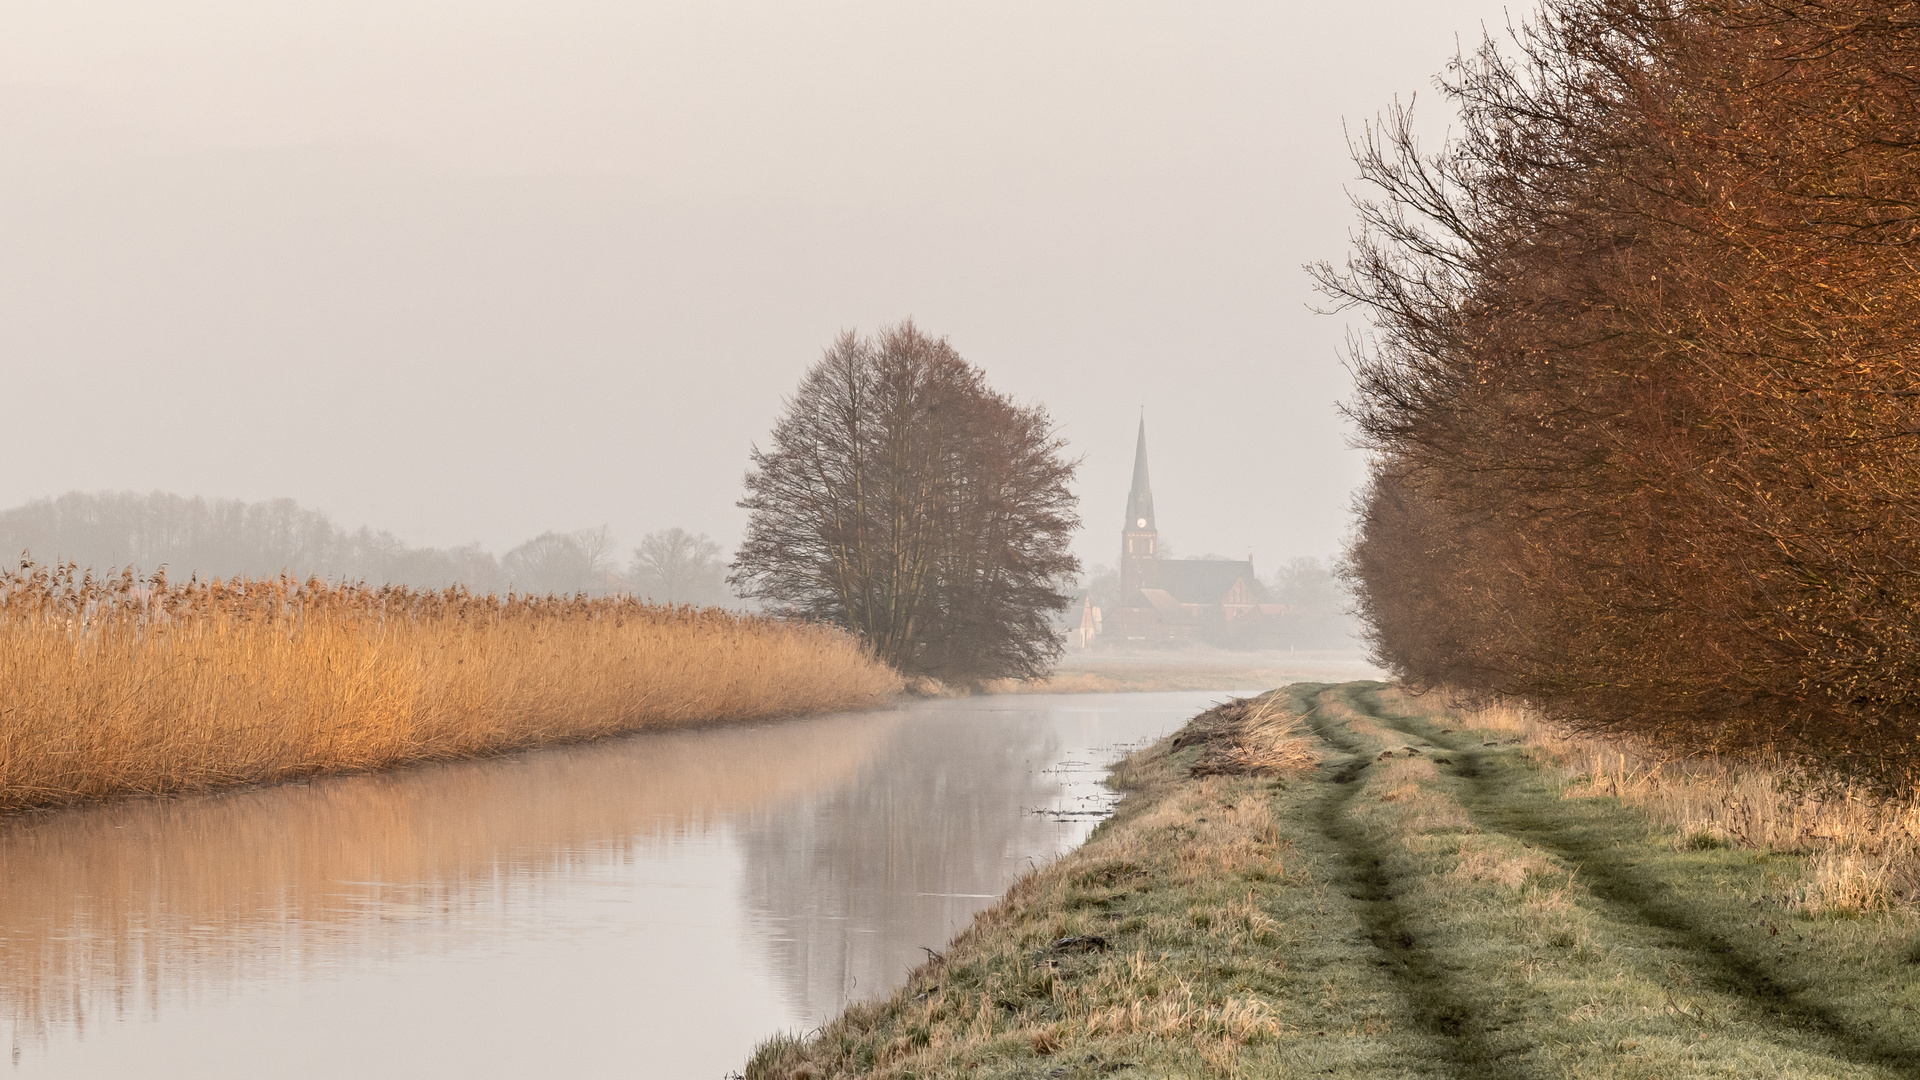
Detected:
left=745, top=682, right=1920, bottom=1080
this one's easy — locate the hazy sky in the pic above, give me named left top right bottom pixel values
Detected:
left=0, top=1, right=1516, bottom=571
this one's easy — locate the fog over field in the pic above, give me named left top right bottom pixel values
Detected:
left=0, top=1, right=1511, bottom=571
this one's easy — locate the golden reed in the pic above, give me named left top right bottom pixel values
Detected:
left=0, top=560, right=902, bottom=811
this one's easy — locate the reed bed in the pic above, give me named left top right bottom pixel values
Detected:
left=1435, top=694, right=1920, bottom=911
left=0, top=561, right=901, bottom=811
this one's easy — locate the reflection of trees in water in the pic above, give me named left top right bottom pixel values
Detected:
left=737, top=707, right=1073, bottom=1025
left=0, top=711, right=896, bottom=1046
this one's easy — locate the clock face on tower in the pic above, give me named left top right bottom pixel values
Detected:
left=1136, top=518, right=1147, bottom=528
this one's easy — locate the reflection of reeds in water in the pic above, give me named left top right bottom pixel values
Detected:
left=0, top=709, right=901, bottom=1041
left=0, top=561, right=901, bottom=810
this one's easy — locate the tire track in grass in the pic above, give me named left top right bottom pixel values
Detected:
left=1351, top=685, right=1920, bottom=1077
left=1294, top=682, right=1530, bottom=1080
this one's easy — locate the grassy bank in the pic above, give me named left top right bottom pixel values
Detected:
left=747, top=682, right=1920, bottom=1079
left=0, top=562, right=899, bottom=811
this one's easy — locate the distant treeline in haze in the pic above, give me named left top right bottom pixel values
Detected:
left=0, top=491, right=733, bottom=605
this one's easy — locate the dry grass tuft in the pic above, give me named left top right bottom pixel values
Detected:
left=0, top=560, right=901, bottom=811
left=1446, top=845, right=1559, bottom=892
left=1797, top=851, right=1901, bottom=917
left=1375, top=755, right=1438, bottom=803
left=1455, top=700, right=1530, bottom=735
left=1173, top=695, right=1318, bottom=778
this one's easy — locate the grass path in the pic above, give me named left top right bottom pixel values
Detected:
left=1303, top=688, right=1521, bottom=1078
left=745, top=682, right=1920, bottom=1079
left=1340, top=683, right=1920, bottom=1076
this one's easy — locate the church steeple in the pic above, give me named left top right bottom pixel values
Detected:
left=1124, top=417, right=1155, bottom=533
left=1121, top=416, right=1158, bottom=595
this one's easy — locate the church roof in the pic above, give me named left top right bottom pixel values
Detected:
left=1137, top=589, right=1197, bottom=624
left=1124, top=417, right=1155, bottom=532
left=1139, top=559, right=1267, bottom=606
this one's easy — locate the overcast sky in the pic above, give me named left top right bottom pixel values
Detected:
left=0, top=1, right=1516, bottom=572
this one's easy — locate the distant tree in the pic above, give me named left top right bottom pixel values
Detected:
left=630, top=528, right=730, bottom=605
left=503, top=527, right=620, bottom=595
left=1082, top=563, right=1121, bottom=614
left=730, top=321, right=1080, bottom=682
left=1264, top=556, right=1361, bottom=651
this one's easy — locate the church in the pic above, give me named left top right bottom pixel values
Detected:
left=1100, top=419, right=1283, bottom=643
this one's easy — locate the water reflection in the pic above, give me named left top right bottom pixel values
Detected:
left=0, top=691, right=1225, bottom=1078
left=740, top=705, right=1087, bottom=1024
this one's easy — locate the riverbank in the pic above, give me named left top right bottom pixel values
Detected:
left=980, top=650, right=1380, bottom=695
left=746, top=681, right=1920, bottom=1079
left=0, top=563, right=899, bottom=812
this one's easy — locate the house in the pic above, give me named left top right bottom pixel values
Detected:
left=1064, top=593, right=1102, bottom=651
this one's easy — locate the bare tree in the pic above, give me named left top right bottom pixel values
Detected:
left=730, top=321, right=1080, bottom=682
left=503, top=527, right=620, bottom=596
left=630, top=527, right=729, bottom=605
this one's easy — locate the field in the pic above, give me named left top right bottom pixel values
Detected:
left=748, top=682, right=1920, bottom=1079
left=0, top=561, right=900, bottom=811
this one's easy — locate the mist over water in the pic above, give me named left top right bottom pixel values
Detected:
left=0, top=692, right=1222, bottom=1078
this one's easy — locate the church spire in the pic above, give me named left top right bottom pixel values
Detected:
left=1121, top=416, right=1158, bottom=596
left=1124, top=416, right=1155, bottom=532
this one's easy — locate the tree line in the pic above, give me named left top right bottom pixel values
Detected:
left=1326, top=0, right=1920, bottom=788
left=0, top=492, right=732, bottom=604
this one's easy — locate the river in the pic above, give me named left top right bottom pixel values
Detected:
left=0, top=690, right=1237, bottom=1078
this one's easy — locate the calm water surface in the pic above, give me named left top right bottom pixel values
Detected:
left=0, top=690, right=1234, bottom=1078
